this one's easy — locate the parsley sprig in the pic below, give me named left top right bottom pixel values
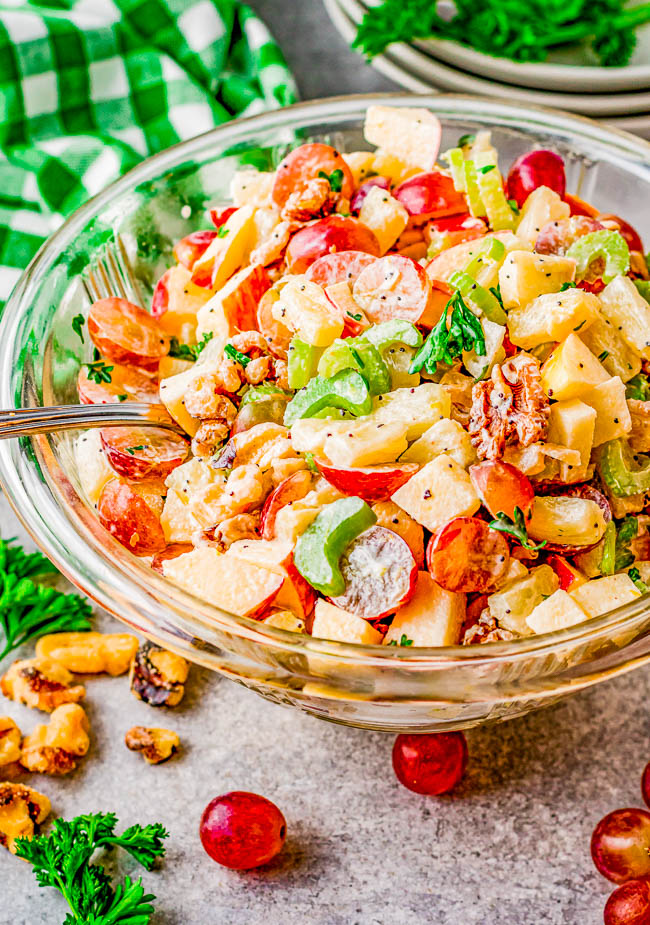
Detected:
left=317, top=168, right=344, bottom=192
left=224, top=343, right=251, bottom=367
left=168, top=331, right=213, bottom=362
left=15, top=812, right=168, bottom=925
left=629, top=566, right=649, bottom=594
left=409, top=291, right=485, bottom=374
left=85, top=349, right=113, bottom=385
left=0, top=537, right=92, bottom=661
left=489, top=507, right=547, bottom=552
left=387, top=634, right=414, bottom=647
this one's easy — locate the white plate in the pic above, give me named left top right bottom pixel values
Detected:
left=331, top=0, right=650, bottom=115
left=605, top=113, right=650, bottom=139
left=343, top=0, right=650, bottom=93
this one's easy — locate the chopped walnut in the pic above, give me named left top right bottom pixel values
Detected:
left=1, top=658, right=85, bottom=712
left=20, top=703, right=90, bottom=776
left=280, top=177, right=336, bottom=223
left=35, top=632, right=139, bottom=676
left=628, top=399, right=650, bottom=453
left=206, top=512, right=260, bottom=551
left=462, top=610, right=517, bottom=645
left=0, top=783, right=50, bottom=853
left=130, top=642, right=190, bottom=707
left=184, top=384, right=236, bottom=424
left=191, top=419, right=231, bottom=460
left=469, top=354, right=550, bottom=460
left=0, top=718, right=22, bottom=776
left=125, top=726, right=179, bottom=764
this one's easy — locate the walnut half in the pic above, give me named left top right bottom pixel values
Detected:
left=35, top=632, right=139, bottom=676
left=1, top=657, right=85, bottom=712
left=129, top=643, right=189, bottom=708
left=20, top=703, right=90, bottom=776
left=125, top=726, right=179, bottom=764
left=0, top=783, right=50, bottom=854
left=0, top=717, right=22, bottom=779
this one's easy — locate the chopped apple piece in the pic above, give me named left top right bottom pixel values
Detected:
left=263, top=611, right=305, bottom=633
left=74, top=430, right=114, bottom=506
left=528, top=496, right=607, bottom=547
left=599, top=276, right=650, bottom=360
left=191, top=204, right=256, bottom=289
left=161, top=458, right=228, bottom=542
left=488, top=565, right=559, bottom=636
left=569, top=574, right=640, bottom=618
left=154, top=264, right=214, bottom=338
left=342, top=150, right=376, bottom=186
left=364, top=106, right=442, bottom=170
left=391, top=454, right=480, bottom=532
left=579, top=312, right=641, bottom=382
left=274, top=276, right=344, bottom=347
left=526, top=589, right=590, bottom=634
left=372, top=150, right=421, bottom=186
left=230, top=169, right=273, bottom=207
left=541, top=333, right=609, bottom=401
left=162, top=546, right=283, bottom=618
left=580, top=376, right=632, bottom=446
left=322, top=420, right=409, bottom=468
left=372, top=383, right=451, bottom=441
left=359, top=186, right=409, bottom=254
left=159, top=333, right=229, bottom=436
left=462, top=318, right=506, bottom=379
left=196, top=264, right=270, bottom=341
left=498, top=251, right=576, bottom=310
left=227, top=539, right=316, bottom=620
left=516, top=186, right=570, bottom=248
left=383, top=571, right=465, bottom=646
left=547, top=399, right=597, bottom=482
left=507, top=288, right=599, bottom=349
left=311, top=599, right=383, bottom=645
left=400, top=418, right=477, bottom=468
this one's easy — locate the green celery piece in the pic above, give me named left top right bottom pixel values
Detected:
left=359, top=319, right=422, bottom=354
left=288, top=337, right=321, bottom=389
left=634, top=279, right=650, bottom=303
left=567, top=230, right=630, bottom=284
left=462, top=236, right=507, bottom=281
left=443, top=147, right=467, bottom=192
left=463, top=160, right=486, bottom=218
left=448, top=270, right=507, bottom=325
left=626, top=373, right=650, bottom=401
left=475, top=159, right=517, bottom=231
left=317, top=340, right=390, bottom=396
left=599, top=521, right=617, bottom=576
left=284, top=369, right=372, bottom=426
left=598, top=438, right=650, bottom=497
left=293, top=497, right=377, bottom=596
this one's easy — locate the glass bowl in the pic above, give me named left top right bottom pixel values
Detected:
left=2, top=93, right=650, bottom=733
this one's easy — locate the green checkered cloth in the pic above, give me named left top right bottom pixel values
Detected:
left=0, top=0, right=296, bottom=308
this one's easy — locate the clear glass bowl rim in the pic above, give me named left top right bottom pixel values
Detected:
left=2, top=91, right=650, bottom=671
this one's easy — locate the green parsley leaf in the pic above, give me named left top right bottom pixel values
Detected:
left=507, top=198, right=520, bottom=215
left=304, top=452, right=320, bottom=474
left=346, top=310, right=363, bottom=321
left=217, top=226, right=230, bottom=238
left=573, top=319, right=587, bottom=331
left=387, top=634, right=414, bottom=647
left=0, top=537, right=92, bottom=662
left=125, top=445, right=146, bottom=456
left=168, top=331, right=213, bottom=362
left=488, top=507, right=546, bottom=552
left=626, top=373, right=650, bottom=401
left=317, top=168, right=345, bottom=192
left=478, top=164, right=496, bottom=174
left=117, top=394, right=128, bottom=402
left=409, top=291, right=485, bottom=374
left=560, top=281, right=578, bottom=291
left=458, top=133, right=476, bottom=148
left=224, top=343, right=251, bottom=367
left=598, top=351, right=610, bottom=362
left=71, top=314, right=85, bottom=343
left=629, top=566, right=649, bottom=593
left=15, top=811, right=168, bottom=924
left=84, top=357, right=113, bottom=384
left=489, top=283, right=503, bottom=307
left=614, top=515, right=639, bottom=572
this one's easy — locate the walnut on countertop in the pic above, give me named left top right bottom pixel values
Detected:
left=20, top=703, right=90, bottom=776
left=0, top=782, right=50, bottom=854
left=35, top=631, right=139, bottom=676
left=125, top=726, right=180, bottom=764
left=0, top=717, right=22, bottom=779
left=0, top=657, right=85, bottom=712
left=129, top=643, right=190, bottom=707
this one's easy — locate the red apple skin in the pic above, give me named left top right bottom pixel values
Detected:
left=394, top=172, right=466, bottom=222
left=315, top=460, right=418, bottom=504
left=546, top=554, right=580, bottom=591
left=285, top=216, right=381, bottom=274
left=246, top=577, right=284, bottom=620
left=260, top=470, right=314, bottom=540
left=350, top=176, right=390, bottom=214
left=151, top=268, right=172, bottom=318
left=173, top=230, right=218, bottom=270
left=209, top=206, right=237, bottom=229
left=284, top=554, right=318, bottom=619
left=151, top=543, right=194, bottom=575
left=424, top=213, right=486, bottom=250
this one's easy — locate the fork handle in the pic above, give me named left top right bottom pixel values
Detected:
left=0, top=403, right=186, bottom=439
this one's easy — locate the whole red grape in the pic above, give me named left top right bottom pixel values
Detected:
left=591, top=809, right=650, bottom=884
left=506, top=149, right=566, bottom=209
left=200, top=791, right=286, bottom=870
left=392, top=732, right=468, bottom=795
left=604, top=877, right=650, bottom=925
left=642, top=763, right=650, bottom=810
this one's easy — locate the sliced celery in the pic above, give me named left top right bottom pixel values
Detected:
left=449, top=270, right=508, bottom=324
left=442, top=146, right=467, bottom=192
left=463, top=160, right=486, bottom=218
left=475, top=161, right=517, bottom=232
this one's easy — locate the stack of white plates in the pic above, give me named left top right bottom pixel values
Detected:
left=324, top=0, right=650, bottom=138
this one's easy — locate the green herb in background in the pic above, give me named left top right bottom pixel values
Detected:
left=0, top=537, right=92, bottom=661
left=168, top=331, right=213, bottom=362
left=353, top=0, right=650, bottom=67
left=15, top=812, right=168, bottom=925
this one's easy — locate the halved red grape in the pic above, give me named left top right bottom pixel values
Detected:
left=88, top=298, right=170, bottom=371
left=231, top=394, right=290, bottom=436
left=506, top=150, right=566, bottom=209
left=151, top=543, right=193, bottom=575
left=77, top=363, right=159, bottom=405
left=100, top=427, right=189, bottom=480
left=605, top=877, right=650, bottom=925
left=316, top=459, right=418, bottom=504
left=199, top=791, right=286, bottom=870
left=173, top=230, right=218, bottom=270
left=305, top=250, right=378, bottom=288
left=329, top=525, right=417, bottom=620
left=469, top=460, right=534, bottom=521
left=271, top=142, right=354, bottom=208
left=392, top=732, right=468, bottom=795
left=597, top=213, right=644, bottom=253
left=427, top=516, right=510, bottom=593
left=394, top=171, right=467, bottom=221
left=285, top=215, right=381, bottom=275
left=98, top=478, right=166, bottom=556
left=350, top=176, right=390, bottom=214
left=424, top=213, right=486, bottom=251
left=591, top=809, right=650, bottom=884
left=352, top=254, right=433, bottom=324
left=565, top=193, right=599, bottom=218
left=643, top=763, right=650, bottom=809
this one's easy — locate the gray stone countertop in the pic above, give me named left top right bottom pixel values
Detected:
left=3, top=2, right=650, bottom=922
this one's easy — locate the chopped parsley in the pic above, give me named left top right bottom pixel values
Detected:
left=598, top=351, right=610, bottom=362
left=409, top=290, right=485, bottom=374
left=117, top=393, right=128, bottom=402
left=560, top=281, right=578, bottom=291
left=507, top=198, right=520, bottom=215
left=71, top=313, right=85, bottom=343
left=629, top=566, right=649, bottom=593
left=347, top=310, right=363, bottom=321
left=84, top=349, right=113, bottom=384
left=168, top=331, right=213, bottom=362
left=224, top=343, right=251, bottom=367
left=217, top=225, right=230, bottom=238
left=458, top=133, right=475, bottom=148
left=304, top=452, right=320, bottom=474
left=317, top=168, right=344, bottom=192
left=488, top=507, right=546, bottom=551
left=125, top=445, right=146, bottom=456
left=478, top=164, right=496, bottom=174
left=388, top=634, right=414, bottom=647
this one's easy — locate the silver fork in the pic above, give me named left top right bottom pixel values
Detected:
left=0, top=237, right=186, bottom=440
